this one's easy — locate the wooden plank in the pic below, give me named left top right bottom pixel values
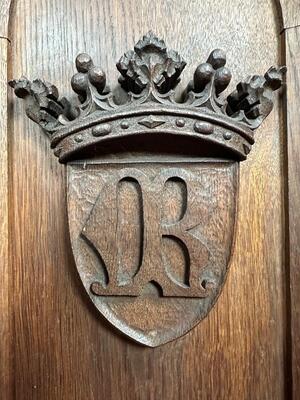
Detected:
left=0, top=0, right=12, bottom=397
left=0, top=0, right=12, bottom=37
left=279, top=0, right=300, bottom=29
left=0, top=37, right=10, bottom=400
left=285, top=26, right=300, bottom=400
left=8, top=0, right=286, bottom=398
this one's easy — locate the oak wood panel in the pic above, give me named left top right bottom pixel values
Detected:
left=0, top=37, right=11, bottom=400
left=285, top=26, right=300, bottom=400
left=0, top=0, right=12, bottom=398
left=0, top=0, right=11, bottom=36
left=7, top=1, right=286, bottom=399
left=278, top=0, right=300, bottom=28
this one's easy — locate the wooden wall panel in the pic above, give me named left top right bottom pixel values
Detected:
left=278, top=0, right=300, bottom=28
left=0, top=1, right=12, bottom=398
left=285, top=26, right=300, bottom=400
left=0, top=36, right=11, bottom=400
left=6, top=0, right=289, bottom=399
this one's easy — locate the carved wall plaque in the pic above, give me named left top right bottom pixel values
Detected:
left=9, top=32, right=285, bottom=346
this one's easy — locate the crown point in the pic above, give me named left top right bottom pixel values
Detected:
left=194, top=63, right=214, bottom=92
left=207, top=49, right=227, bottom=70
left=71, top=72, right=88, bottom=94
left=214, top=66, right=232, bottom=94
left=264, top=65, right=286, bottom=91
left=76, top=53, right=93, bottom=73
left=88, top=66, right=106, bottom=93
left=117, top=32, right=185, bottom=94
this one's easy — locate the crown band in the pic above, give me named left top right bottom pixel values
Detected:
left=51, top=105, right=254, bottom=162
left=9, top=31, right=285, bottom=163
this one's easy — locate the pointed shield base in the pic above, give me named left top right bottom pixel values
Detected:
left=67, top=158, right=238, bottom=346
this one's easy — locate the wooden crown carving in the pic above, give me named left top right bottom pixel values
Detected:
left=9, top=32, right=287, bottom=347
left=9, top=31, right=285, bottom=163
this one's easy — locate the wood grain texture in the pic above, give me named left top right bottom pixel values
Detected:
left=278, top=0, right=300, bottom=28
left=0, top=0, right=12, bottom=36
left=7, top=0, right=287, bottom=399
left=0, top=38, right=11, bottom=400
left=0, top=0, right=12, bottom=397
left=285, top=26, right=300, bottom=400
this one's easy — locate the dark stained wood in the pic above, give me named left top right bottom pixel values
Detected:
left=284, top=26, right=300, bottom=400
left=0, top=37, right=10, bottom=400
left=4, top=0, right=296, bottom=398
left=68, top=160, right=238, bottom=346
left=0, top=1, right=12, bottom=398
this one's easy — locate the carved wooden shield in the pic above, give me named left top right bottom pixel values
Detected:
left=9, top=32, right=285, bottom=346
left=67, top=160, right=237, bottom=345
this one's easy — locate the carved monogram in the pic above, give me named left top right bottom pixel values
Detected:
left=83, top=167, right=214, bottom=297
left=67, top=160, right=237, bottom=345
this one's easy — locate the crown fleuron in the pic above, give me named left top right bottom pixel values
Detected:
left=9, top=31, right=286, bottom=163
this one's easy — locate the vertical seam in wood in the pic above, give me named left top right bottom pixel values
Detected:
left=1, top=1, right=13, bottom=397
left=281, top=30, right=293, bottom=400
left=0, top=38, right=10, bottom=400
left=283, top=25, right=300, bottom=400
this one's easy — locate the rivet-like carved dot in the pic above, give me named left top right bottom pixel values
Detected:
left=194, top=122, right=214, bottom=135
left=74, top=134, right=83, bottom=143
left=92, top=124, right=112, bottom=137
left=76, top=53, right=93, bottom=73
left=121, top=120, right=130, bottom=129
left=176, top=118, right=185, bottom=127
left=223, top=132, right=232, bottom=140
